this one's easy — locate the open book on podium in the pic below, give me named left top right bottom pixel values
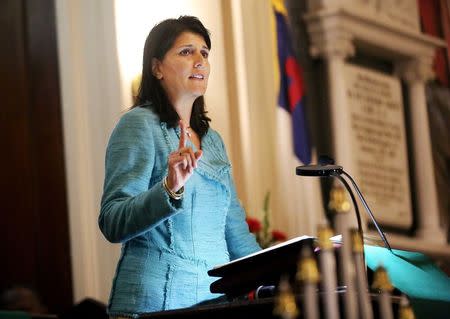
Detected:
left=208, top=234, right=450, bottom=316
left=208, top=235, right=315, bottom=297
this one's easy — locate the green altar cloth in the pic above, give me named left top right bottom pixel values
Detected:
left=364, top=245, right=450, bottom=318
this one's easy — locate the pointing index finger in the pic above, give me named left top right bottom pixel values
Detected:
left=178, top=120, right=186, bottom=149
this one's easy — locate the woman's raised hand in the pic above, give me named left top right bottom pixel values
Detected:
left=166, top=120, right=203, bottom=192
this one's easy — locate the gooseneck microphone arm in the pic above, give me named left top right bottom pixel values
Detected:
left=332, top=173, right=364, bottom=240
left=340, top=171, right=392, bottom=251
left=296, top=163, right=392, bottom=252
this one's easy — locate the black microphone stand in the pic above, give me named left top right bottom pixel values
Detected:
left=340, top=171, right=392, bottom=251
left=296, top=163, right=392, bottom=252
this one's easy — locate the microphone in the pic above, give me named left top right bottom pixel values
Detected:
left=296, top=165, right=343, bottom=177
left=296, top=158, right=392, bottom=252
left=255, top=285, right=276, bottom=299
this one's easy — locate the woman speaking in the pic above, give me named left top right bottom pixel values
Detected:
left=99, top=16, right=260, bottom=318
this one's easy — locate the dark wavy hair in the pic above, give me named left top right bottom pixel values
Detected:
left=133, top=16, right=211, bottom=137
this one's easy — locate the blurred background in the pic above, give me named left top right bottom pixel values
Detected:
left=1, top=0, right=448, bottom=315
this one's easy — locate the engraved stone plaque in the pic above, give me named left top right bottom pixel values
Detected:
left=344, top=64, right=413, bottom=228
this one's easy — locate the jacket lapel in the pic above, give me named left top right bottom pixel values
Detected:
left=196, top=129, right=231, bottom=185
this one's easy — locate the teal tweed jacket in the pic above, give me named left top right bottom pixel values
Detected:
left=99, top=105, right=260, bottom=318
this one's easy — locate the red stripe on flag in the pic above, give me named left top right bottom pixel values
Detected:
left=285, top=57, right=304, bottom=112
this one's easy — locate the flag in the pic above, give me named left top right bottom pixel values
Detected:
left=272, top=0, right=311, bottom=164
left=269, top=0, right=324, bottom=238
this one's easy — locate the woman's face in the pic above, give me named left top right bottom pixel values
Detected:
left=154, top=32, right=210, bottom=104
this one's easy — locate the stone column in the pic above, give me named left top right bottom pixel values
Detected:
left=310, top=32, right=361, bottom=318
left=310, top=30, right=358, bottom=228
left=396, top=58, right=446, bottom=243
left=310, top=30, right=355, bottom=165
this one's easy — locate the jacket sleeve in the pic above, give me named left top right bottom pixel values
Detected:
left=99, top=110, right=183, bottom=243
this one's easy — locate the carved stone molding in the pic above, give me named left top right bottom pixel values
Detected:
left=307, top=0, right=342, bottom=13
left=395, top=58, right=435, bottom=84
left=304, top=6, right=445, bottom=62
left=309, top=29, right=355, bottom=59
left=307, top=0, right=421, bottom=32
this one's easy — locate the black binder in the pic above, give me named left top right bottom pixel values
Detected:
left=208, top=235, right=315, bottom=297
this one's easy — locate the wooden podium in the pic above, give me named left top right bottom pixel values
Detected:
left=140, top=293, right=403, bottom=319
left=142, top=241, right=450, bottom=318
